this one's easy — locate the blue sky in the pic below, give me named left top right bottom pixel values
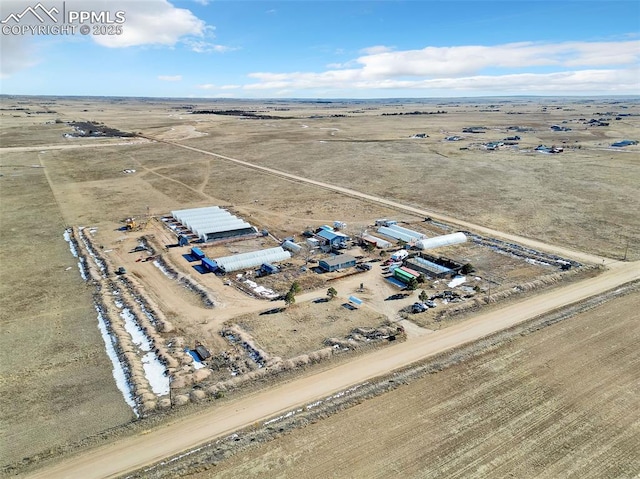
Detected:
left=0, top=0, right=638, bottom=97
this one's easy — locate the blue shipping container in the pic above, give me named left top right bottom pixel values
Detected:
left=191, top=247, right=205, bottom=259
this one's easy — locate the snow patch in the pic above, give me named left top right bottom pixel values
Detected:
left=120, top=308, right=152, bottom=352
left=153, top=259, right=175, bottom=279
left=95, top=305, right=138, bottom=416
left=447, top=276, right=466, bottom=288
left=142, top=352, right=170, bottom=396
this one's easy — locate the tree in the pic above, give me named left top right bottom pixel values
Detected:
left=417, top=274, right=426, bottom=284
left=290, top=281, right=301, bottom=294
left=407, top=277, right=418, bottom=291
left=419, top=290, right=429, bottom=302
left=461, top=263, right=476, bottom=275
left=284, top=290, right=296, bottom=306
left=327, top=287, right=338, bottom=300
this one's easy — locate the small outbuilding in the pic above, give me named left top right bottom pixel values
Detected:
left=191, top=247, right=205, bottom=259
left=194, top=345, right=211, bottom=361
left=319, top=254, right=357, bottom=272
left=201, top=258, right=217, bottom=273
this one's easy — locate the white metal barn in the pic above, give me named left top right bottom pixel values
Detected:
left=214, top=247, right=291, bottom=273
left=386, top=224, right=427, bottom=240
left=171, top=206, right=255, bottom=242
left=377, top=226, right=418, bottom=243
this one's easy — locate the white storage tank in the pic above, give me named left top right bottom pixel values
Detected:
left=416, top=232, right=467, bottom=250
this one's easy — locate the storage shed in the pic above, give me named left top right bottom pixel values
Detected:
left=191, top=247, right=205, bottom=259
left=201, top=258, right=218, bottom=273
left=194, top=345, right=211, bottom=361
left=319, top=254, right=357, bottom=272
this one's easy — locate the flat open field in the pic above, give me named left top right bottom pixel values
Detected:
left=1, top=95, right=638, bottom=474
left=190, top=290, right=640, bottom=479
left=0, top=152, right=133, bottom=466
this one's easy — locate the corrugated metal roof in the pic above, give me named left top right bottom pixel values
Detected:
left=377, top=226, right=416, bottom=243
left=399, top=266, right=420, bottom=277
left=362, top=234, right=392, bottom=248
left=386, top=224, right=426, bottom=239
left=317, top=229, right=349, bottom=241
left=214, top=247, right=291, bottom=273
left=172, top=206, right=254, bottom=240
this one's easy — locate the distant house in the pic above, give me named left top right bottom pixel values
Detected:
left=319, top=254, right=357, bottom=272
left=611, top=140, right=638, bottom=147
left=535, top=145, right=563, bottom=154
left=484, top=141, right=504, bottom=150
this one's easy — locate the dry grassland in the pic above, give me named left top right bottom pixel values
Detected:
left=177, top=103, right=639, bottom=260
left=0, top=152, right=133, bottom=466
left=188, top=290, right=640, bottom=479
left=235, top=301, right=388, bottom=359
left=1, top=95, right=637, bottom=473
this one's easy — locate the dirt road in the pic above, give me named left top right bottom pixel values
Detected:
left=24, top=260, right=639, bottom=479
left=145, top=138, right=607, bottom=266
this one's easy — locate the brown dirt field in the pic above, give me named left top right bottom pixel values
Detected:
left=234, top=300, right=388, bottom=359
left=2, top=96, right=638, bottom=473
left=180, top=113, right=639, bottom=261
left=0, top=152, right=133, bottom=467
left=189, top=290, right=640, bottom=479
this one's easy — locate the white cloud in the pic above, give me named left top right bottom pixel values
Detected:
left=182, top=39, right=236, bottom=53
left=194, top=0, right=210, bottom=5
left=158, top=75, right=182, bottom=81
left=359, top=45, right=394, bottom=55
left=243, top=40, right=640, bottom=94
left=196, top=83, right=216, bottom=89
left=83, top=0, right=206, bottom=48
left=353, top=41, right=640, bottom=79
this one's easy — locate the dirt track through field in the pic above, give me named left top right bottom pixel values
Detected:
left=23, top=260, right=639, bottom=479
left=142, top=138, right=607, bottom=266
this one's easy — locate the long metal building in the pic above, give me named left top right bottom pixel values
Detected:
left=415, top=232, right=467, bottom=250
left=378, top=226, right=418, bottom=243
left=214, top=247, right=291, bottom=273
left=385, top=224, right=426, bottom=240
left=171, top=206, right=256, bottom=242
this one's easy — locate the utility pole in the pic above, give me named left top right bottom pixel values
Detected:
left=623, top=236, right=629, bottom=261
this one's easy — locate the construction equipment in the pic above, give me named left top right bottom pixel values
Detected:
left=125, top=217, right=137, bottom=230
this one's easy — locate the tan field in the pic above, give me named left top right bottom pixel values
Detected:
left=191, top=289, right=640, bottom=479
left=1, top=95, right=638, bottom=476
